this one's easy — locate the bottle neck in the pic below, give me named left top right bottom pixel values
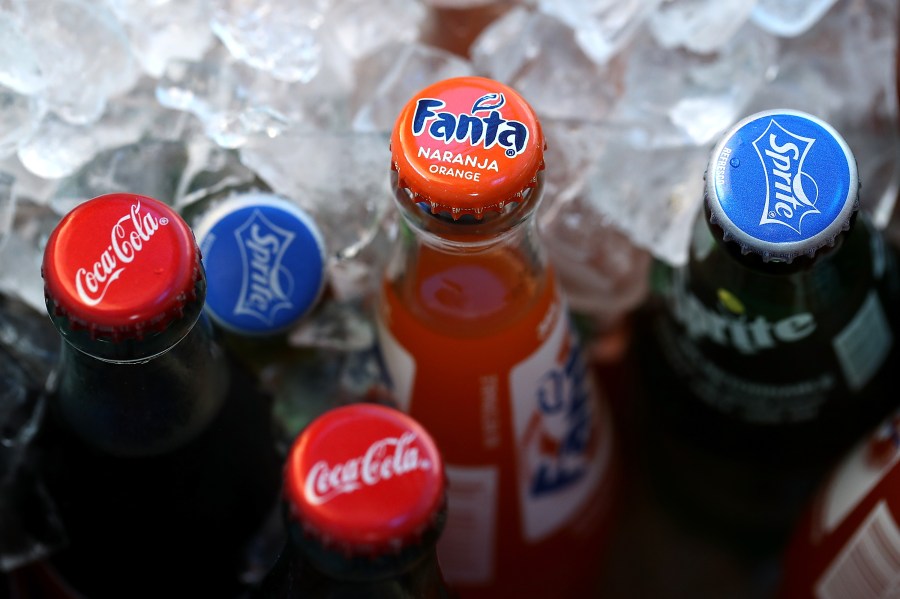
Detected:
left=704, top=200, right=858, bottom=275
left=390, top=171, right=546, bottom=258
left=47, top=276, right=207, bottom=363
left=286, top=514, right=449, bottom=591
left=49, top=283, right=230, bottom=457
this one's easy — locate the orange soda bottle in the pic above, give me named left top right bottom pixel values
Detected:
left=374, top=76, right=620, bottom=598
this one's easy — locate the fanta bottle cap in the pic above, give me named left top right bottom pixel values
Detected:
left=390, top=75, right=545, bottom=218
left=42, top=193, right=202, bottom=339
left=192, top=192, right=327, bottom=336
left=284, top=403, right=446, bottom=556
left=705, top=109, right=859, bottom=262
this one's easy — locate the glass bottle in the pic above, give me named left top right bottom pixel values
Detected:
left=250, top=403, right=454, bottom=598
left=25, top=192, right=283, bottom=599
left=632, top=109, right=900, bottom=554
left=374, top=75, right=620, bottom=598
left=777, top=405, right=900, bottom=599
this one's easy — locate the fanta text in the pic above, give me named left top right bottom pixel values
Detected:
left=75, top=202, right=165, bottom=306
left=411, top=98, right=529, bottom=158
left=304, top=432, right=431, bottom=505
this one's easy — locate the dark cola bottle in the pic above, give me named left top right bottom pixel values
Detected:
left=251, top=403, right=454, bottom=599
left=18, top=193, right=283, bottom=599
left=632, top=109, right=900, bottom=555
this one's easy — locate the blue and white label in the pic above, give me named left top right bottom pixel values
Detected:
left=510, top=304, right=613, bottom=542
left=710, top=111, right=854, bottom=250
left=196, top=195, right=326, bottom=336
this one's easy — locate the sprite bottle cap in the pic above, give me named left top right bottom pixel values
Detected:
left=192, top=192, right=327, bottom=336
left=705, top=109, right=859, bottom=262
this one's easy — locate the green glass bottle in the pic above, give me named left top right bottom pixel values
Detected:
left=633, top=109, right=900, bottom=555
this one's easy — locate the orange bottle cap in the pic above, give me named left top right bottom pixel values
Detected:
left=390, top=76, right=545, bottom=218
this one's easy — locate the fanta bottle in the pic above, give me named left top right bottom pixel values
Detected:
left=375, top=76, right=620, bottom=598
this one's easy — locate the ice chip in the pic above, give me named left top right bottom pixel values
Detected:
left=106, top=0, right=215, bottom=78
left=351, top=42, right=474, bottom=133
left=325, top=0, right=426, bottom=61
left=647, top=0, right=756, bottom=54
left=240, top=130, right=394, bottom=300
left=21, top=0, right=139, bottom=125
left=210, top=0, right=330, bottom=83
left=537, top=0, right=662, bottom=65
left=0, top=87, right=44, bottom=160
left=0, top=15, right=45, bottom=95
left=752, top=0, right=840, bottom=38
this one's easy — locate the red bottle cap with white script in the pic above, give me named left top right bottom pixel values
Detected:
left=42, top=193, right=202, bottom=339
left=285, top=403, right=447, bottom=555
left=390, top=75, right=545, bottom=218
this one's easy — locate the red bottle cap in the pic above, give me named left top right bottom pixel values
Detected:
left=285, top=403, right=446, bottom=555
left=42, top=193, right=202, bottom=339
left=390, top=75, right=545, bottom=218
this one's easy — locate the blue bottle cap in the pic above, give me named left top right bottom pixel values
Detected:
left=193, top=192, right=327, bottom=336
left=705, top=109, right=859, bottom=262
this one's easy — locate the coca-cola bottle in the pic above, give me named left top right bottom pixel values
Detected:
left=250, top=403, right=454, bottom=598
left=18, top=192, right=283, bottom=598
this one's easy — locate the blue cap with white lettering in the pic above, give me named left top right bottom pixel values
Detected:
left=705, top=109, right=859, bottom=262
left=193, top=192, right=327, bottom=336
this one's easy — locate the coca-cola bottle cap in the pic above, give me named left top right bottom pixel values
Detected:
left=192, top=192, right=327, bottom=336
left=42, top=193, right=202, bottom=341
left=390, top=75, right=545, bottom=219
left=705, top=109, right=859, bottom=262
left=284, top=403, right=446, bottom=556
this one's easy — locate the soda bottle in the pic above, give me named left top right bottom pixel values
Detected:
left=251, top=403, right=454, bottom=598
left=632, top=109, right=900, bottom=554
left=777, top=406, right=900, bottom=599
left=24, top=192, right=283, bottom=598
left=375, top=76, right=620, bottom=598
